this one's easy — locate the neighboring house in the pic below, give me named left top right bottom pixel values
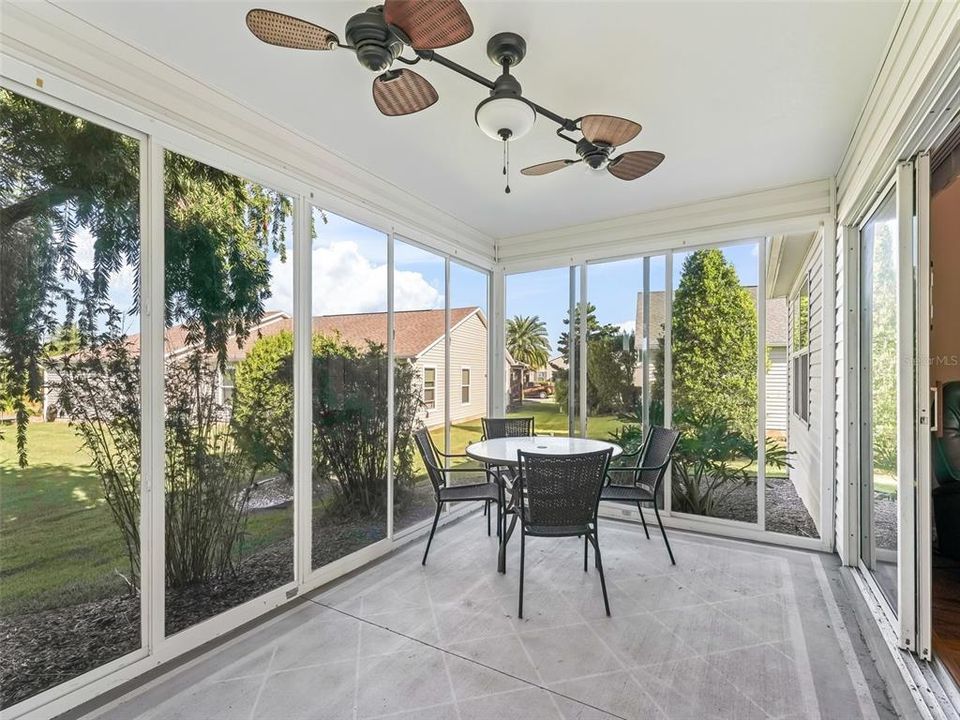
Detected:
left=44, top=307, right=494, bottom=430
left=634, top=288, right=790, bottom=433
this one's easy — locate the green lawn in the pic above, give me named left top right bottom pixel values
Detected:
left=0, top=422, right=292, bottom=617
left=0, top=423, right=132, bottom=615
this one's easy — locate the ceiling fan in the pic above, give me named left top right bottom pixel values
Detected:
left=245, top=1, right=665, bottom=191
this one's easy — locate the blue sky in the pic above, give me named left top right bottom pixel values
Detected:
left=81, top=201, right=754, bottom=347
left=506, top=241, right=761, bottom=352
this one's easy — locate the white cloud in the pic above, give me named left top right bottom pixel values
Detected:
left=269, top=240, right=441, bottom=315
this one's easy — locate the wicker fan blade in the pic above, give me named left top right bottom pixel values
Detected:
left=246, top=9, right=339, bottom=50
left=580, top=115, right=642, bottom=147
left=373, top=70, right=439, bottom=116
left=607, top=151, right=664, bottom=181
left=521, top=159, right=578, bottom=176
left=384, top=0, right=473, bottom=50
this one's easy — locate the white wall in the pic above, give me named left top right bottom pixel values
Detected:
left=788, top=237, right=824, bottom=534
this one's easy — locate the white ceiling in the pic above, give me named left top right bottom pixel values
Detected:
left=56, top=1, right=902, bottom=239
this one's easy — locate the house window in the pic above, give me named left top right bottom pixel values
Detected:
left=792, top=272, right=811, bottom=423
left=221, top=365, right=237, bottom=406
left=423, top=367, right=436, bottom=409
left=461, top=368, right=471, bottom=404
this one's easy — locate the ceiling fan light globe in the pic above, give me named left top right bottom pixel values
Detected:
left=475, top=96, right=536, bottom=141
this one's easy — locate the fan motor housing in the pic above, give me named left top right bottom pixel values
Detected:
left=577, top=139, right=612, bottom=169
left=346, top=6, right=403, bottom=72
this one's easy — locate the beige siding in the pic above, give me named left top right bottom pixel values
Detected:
left=788, top=237, right=824, bottom=534
left=414, top=312, right=488, bottom=428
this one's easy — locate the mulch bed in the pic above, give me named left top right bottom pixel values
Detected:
left=0, top=492, right=438, bottom=709
left=675, top=475, right=820, bottom=538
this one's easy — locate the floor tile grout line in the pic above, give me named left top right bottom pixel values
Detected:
left=352, top=595, right=364, bottom=720
left=560, top=560, right=674, bottom=720
left=779, top=555, right=822, bottom=720
left=302, top=595, right=630, bottom=720
left=808, top=553, right=881, bottom=720
left=246, top=644, right=278, bottom=720
left=422, top=565, right=464, bottom=720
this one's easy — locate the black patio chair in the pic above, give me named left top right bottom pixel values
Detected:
left=414, top=428, right=504, bottom=566
left=600, top=426, right=681, bottom=565
left=481, top=416, right=535, bottom=440
left=514, top=448, right=613, bottom=618
left=478, top=416, right=535, bottom=506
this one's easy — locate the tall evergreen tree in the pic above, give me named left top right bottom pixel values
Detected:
left=653, top=249, right=757, bottom=435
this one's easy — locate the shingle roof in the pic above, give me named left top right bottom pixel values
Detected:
left=132, top=307, right=481, bottom=362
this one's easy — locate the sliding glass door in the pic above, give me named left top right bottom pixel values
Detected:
left=859, top=159, right=930, bottom=653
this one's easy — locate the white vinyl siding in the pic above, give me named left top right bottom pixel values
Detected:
left=416, top=311, right=489, bottom=428
left=766, top=346, right=789, bottom=432
left=788, top=235, right=824, bottom=534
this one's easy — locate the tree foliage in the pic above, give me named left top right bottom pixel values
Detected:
left=505, top=315, right=550, bottom=370
left=0, top=87, right=290, bottom=465
left=231, top=331, right=423, bottom=516
left=653, top=249, right=757, bottom=436
left=555, top=303, right=635, bottom=415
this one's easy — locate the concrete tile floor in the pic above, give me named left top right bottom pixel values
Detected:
left=86, top=514, right=904, bottom=720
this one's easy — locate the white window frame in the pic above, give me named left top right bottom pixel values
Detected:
left=461, top=366, right=471, bottom=405
left=423, top=365, right=437, bottom=410
left=791, top=270, right=812, bottom=425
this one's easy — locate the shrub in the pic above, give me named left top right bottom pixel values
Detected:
left=58, top=341, right=257, bottom=589
left=231, top=332, right=423, bottom=517
left=669, top=408, right=791, bottom=517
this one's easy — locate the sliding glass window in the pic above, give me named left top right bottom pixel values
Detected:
left=309, top=208, right=389, bottom=569
left=0, top=88, right=143, bottom=706
left=162, top=150, right=294, bottom=635
left=393, top=237, right=445, bottom=534
left=504, top=268, right=577, bottom=436
left=669, top=242, right=760, bottom=524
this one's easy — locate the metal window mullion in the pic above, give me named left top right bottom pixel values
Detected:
left=142, top=138, right=165, bottom=650
left=579, top=265, right=588, bottom=438
left=386, top=231, right=395, bottom=539
left=757, top=238, right=767, bottom=532
left=642, top=257, right=651, bottom=430
left=293, top=197, right=312, bottom=584
left=491, top=268, right=505, bottom=416
left=895, top=161, right=917, bottom=650
left=664, top=252, right=674, bottom=514
left=444, top=259, right=451, bottom=463
left=568, top=266, right=576, bottom=435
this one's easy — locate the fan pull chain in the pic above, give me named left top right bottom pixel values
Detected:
left=503, top=138, right=511, bottom=194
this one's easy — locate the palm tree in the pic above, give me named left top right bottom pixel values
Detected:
left=506, top=316, right=550, bottom=406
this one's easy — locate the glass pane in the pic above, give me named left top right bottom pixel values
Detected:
left=766, top=255, right=821, bottom=539
left=393, top=238, right=445, bottom=534
left=164, top=151, right=293, bottom=635
left=670, top=243, right=760, bottom=523
left=448, top=261, right=489, bottom=484
left=505, top=268, right=569, bottom=435
left=860, top=189, right=899, bottom=610
left=0, top=88, right=142, bottom=705
left=310, top=209, right=389, bottom=568
left=586, top=256, right=667, bottom=505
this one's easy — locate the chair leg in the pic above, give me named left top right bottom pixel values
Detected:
left=653, top=503, right=675, bottom=565
left=589, top=532, right=611, bottom=616
left=486, top=500, right=491, bottom=536
left=637, top=502, right=650, bottom=539
left=422, top=503, right=442, bottom=565
left=584, top=534, right=588, bottom=572
left=518, top=530, right=526, bottom=619
left=496, top=500, right=502, bottom=539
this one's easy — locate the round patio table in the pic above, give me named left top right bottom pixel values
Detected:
left=465, top=436, right=622, bottom=573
